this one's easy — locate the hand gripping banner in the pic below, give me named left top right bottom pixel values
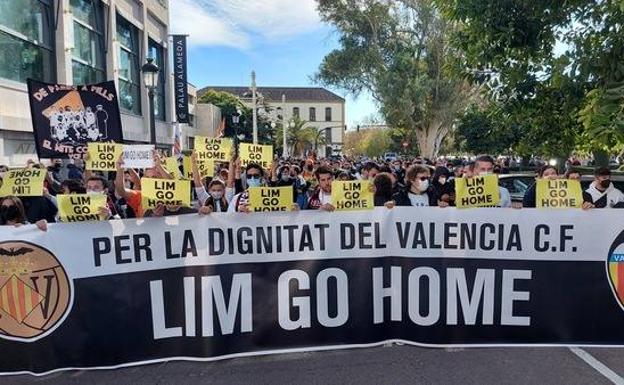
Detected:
left=1, top=208, right=624, bottom=375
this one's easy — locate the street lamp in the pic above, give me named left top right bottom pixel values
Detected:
left=141, top=58, right=159, bottom=145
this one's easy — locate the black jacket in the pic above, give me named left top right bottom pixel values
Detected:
left=392, top=188, right=438, bottom=207
left=523, top=183, right=537, bottom=208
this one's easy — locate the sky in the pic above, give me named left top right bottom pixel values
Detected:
left=169, top=0, right=378, bottom=128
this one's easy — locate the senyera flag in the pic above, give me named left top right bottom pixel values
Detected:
left=26, top=79, right=123, bottom=160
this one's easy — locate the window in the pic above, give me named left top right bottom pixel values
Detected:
left=325, top=127, right=332, bottom=143
left=293, top=107, right=300, bottom=119
left=0, top=0, right=55, bottom=83
left=309, top=107, right=316, bottom=122
left=148, top=39, right=165, bottom=121
left=116, top=14, right=141, bottom=115
left=71, top=0, right=105, bottom=85
left=325, top=107, right=332, bottom=122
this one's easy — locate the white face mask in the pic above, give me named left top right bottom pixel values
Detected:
left=478, top=171, right=493, bottom=176
left=86, top=189, right=105, bottom=195
left=438, top=177, right=447, bottom=185
left=210, top=191, right=224, bottom=200
left=418, top=180, right=429, bottom=192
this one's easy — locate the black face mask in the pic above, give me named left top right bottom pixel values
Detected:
left=0, top=205, right=21, bottom=224
left=600, top=179, right=611, bottom=189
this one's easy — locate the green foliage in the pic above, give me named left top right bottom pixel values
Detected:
left=198, top=89, right=275, bottom=145
left=455, top=105, right=517, bottom=155
left=315, top=0, right=473, bottom=158
left=437, top=0, right=624, bottom=155
left=343, top=129, right=392, bottom=157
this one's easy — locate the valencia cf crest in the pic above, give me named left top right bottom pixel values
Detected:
left=0, top=241, right=71, bottom=341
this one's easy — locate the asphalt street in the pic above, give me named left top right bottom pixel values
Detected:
left=4, top=345, right=624, bottom=385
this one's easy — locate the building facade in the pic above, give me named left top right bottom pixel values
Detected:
left=0, top=0, right=176, bottom=165
left=199, top=86, right=346, bottom=156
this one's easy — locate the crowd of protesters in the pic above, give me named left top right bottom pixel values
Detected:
left=1, top=150, right=623, bottom=231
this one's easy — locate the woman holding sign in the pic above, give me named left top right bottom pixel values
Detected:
left=522, top=165, right=558, bottom=208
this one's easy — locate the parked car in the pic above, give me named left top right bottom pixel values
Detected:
left=498, top=174, right=535, bottom=204
left=384, top=152, right=398, bottom=162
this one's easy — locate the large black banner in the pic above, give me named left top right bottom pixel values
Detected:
left=26, top=79, right=123, bottom=159
left=172, top=35, right=189, bottom=123
left=1, top=208, right=624, bottom=375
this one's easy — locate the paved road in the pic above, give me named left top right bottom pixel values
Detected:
left=4, top=345, right=624, bottom=385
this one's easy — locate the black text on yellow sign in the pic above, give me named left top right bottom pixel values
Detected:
left=455, top=175, right=500, bottom=208
left=536, top=179, right=582, bottom=208
left=194, top=136, right=232, bottom=162
left=248, top=186, right=293, bottom=212
left=86, top=143, right=122, bottom=171
left=240, top=143, right=273, bottom=169
left=331, top=180, right=374, bottom=211
left=58, top=194, right=107, bottom=222
left=141, top=178, right=191, bottom=209
left=0, top=168, right=45, bottom=197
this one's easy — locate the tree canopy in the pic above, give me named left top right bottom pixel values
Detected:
left=315, top=0, right=474, bottom=158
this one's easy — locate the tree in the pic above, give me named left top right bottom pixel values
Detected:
left=314, top=0, right=473, bottom=158
left=343, top=128, right=392, bottom=157
left=198, top=89, right=276, bottom=145
left=437, top=0, right=624, bottom=162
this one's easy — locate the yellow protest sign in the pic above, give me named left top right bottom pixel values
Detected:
left=57, top=194, right=107, bottom=222
left=0, top=168, right=46, bottom=197
left=248, top=186, right=293, bottom=212
left=239, top=143, right=273, bottom=170
left=455, top=175, right=500, bottom=208
left=163, top=157, right=182, bottom=179
left=140, top=178, right=191, bottom=209
left=536, top=179, right=582, bottom=208
left=331, top=180, right=374, bottom=211
left=194, top=136, right=232, bottom=163
left=182, top=155, right=215, bottom=180
left=86, top=142, right=122, bottom=171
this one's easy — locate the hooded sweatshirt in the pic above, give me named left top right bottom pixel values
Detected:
left=583, top=182, right=624, bottom=208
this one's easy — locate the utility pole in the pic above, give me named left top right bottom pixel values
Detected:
left=251, top=71, right=258, bottom=144
left=282, top=94, right=287, bottom=158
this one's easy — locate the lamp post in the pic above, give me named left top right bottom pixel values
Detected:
left=141, top=58, right=159, bottom=145
left=281, top=94, right=288, bottom=158
left=232, top=110, right=241, bottom=154
left=251, top=71, right=258, bottom=144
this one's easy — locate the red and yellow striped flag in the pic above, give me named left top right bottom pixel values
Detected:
left=0, top=275, right=44, bottom=323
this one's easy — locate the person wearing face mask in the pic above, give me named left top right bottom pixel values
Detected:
left=522, top=165, right=559, bottom=208
left=201, top=180, right=229, bottom=213
left=227, top=162, right=267, bottom=213
left=391, top=165, right=438, bottom=207
left=473, top=155, right=512, bottom=208
left=0, top=196, right=47, bottom=231
left=582, top=167, right=624, bottom=209
left=85, top=176, right=118, bottom=219
left=431, top=166, right=455, bottom=206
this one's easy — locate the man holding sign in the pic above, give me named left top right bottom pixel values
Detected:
left=455, top=155, right=511, bottom=208
left=141, top=178, right=193, bottom=217
left=113, top=152, right=174, bottom=218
